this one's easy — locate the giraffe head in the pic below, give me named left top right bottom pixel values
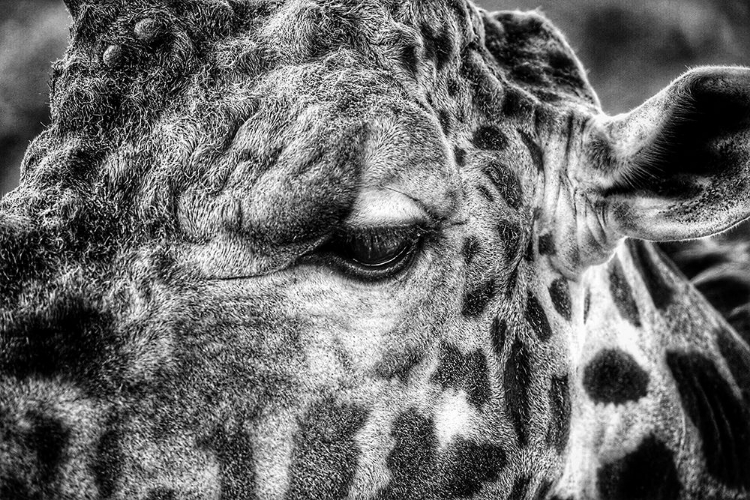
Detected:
left=2, top=0, right=750, bottom=498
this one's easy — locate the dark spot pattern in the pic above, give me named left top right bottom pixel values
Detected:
left=447, top=78, right=460, bottom=97
left=374, top=347, right=424, bottom=383
left=519, top=130, right=544, bottom=171
left=462, top=279, right=498, bottom=318
left=454, top=146, right=467, bottom=166
left=627, top=240, right=675, bottom=310
left=287, top=398, right=368, bottom=499
left=472, top=125, right=509, bottom=151
left=482, top=14, right=506, bottom=59
left=546, top=375, right=571, bottom=454
left=146, top=488, right=177, bottom=500
left=432, top=342, right=491, bottom=408
left=206, top=426, right=257, bottom=500
left=524, top=237, right=534, bottom=261
left=583, top=289, right=591, bottom=323
left=490, top=316, right=508, bottom=358
left=30, top=412, right=70, bottom=493
left=462, top=236, right=481, bottom=266
left=399, top=43, right=420, bottom=77
left=483, top=162, right=523, bottom=210
left=548, top=278, right=571, bottom=321
left=438, top=109, right=451, bottom=136
left=526, top=293, right=553, bottom=342
left=608, top=258, right=641, bottom=326
left=538, top=233, right=555, bottom=256
left=667, top=351, right=750, bottom=490
left=477, top=184, right=495, bottom=203
left=460, top=52, right=503, bottom=117
left=7, top=411, right=72, bottom=499
left=379, top=409, right=506, bottom=499
left=504, top=337, right=532, bottom=447
left=421, top=23, right=453, bottom=71
left=501, top=88, right=535, bottom=120
left=381, top=410, right=437, bottom=500
left=441, top=439, right=507, bottom=498
left=93, top=414, right=123, bottom=500
left=0, top=295, right=118, bottom=396
left=0, top=477, right=30, bottom=500
left=583, top=349, right=649, bottom=405
left=508, top=475, right=531, bottom=500
left=597, top=435, right=681, bottom=500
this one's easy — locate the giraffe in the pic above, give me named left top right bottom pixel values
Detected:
left=1, top=0, right=750, bottom=498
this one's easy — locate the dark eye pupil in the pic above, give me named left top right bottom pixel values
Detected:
left=345, top=234, right=410, bottom=267
left=314, top=225, right=425, bottom=280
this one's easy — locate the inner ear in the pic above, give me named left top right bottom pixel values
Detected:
left=634, top=76, right=750, bottom=195
left=574, top=67, right=750, bottom=244
left=598, top=69, right=750, bottom=199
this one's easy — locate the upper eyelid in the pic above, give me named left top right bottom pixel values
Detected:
left=345, top=188, right=432, bottom=227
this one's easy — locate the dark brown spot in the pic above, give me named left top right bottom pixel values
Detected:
left=432, top=342, right=491, bottom=408
left=548, top=278, right=571, bottom=321
left=519, top=130, right=544, bottom=171
left=501, top=88, right=535, bottom=120
left=146, top=488, right=176, bottom=500
left=505, top=337, right=532, bottom=447
left=400, top=43, right=420, bottom=77
left=438, top=110, right=451, bottom=136
left=477, top=184, right=495, bottom=203
left=380, top=410, right=437, bottom=499
left=538, top=233, right=555, bottom=256
left=421, top=23, right=453, bottom=71
left=375, top=347, right=424, bottom=383
left=462, top=236, right=481, bottom=266
left=609, top=258, right=641, bottom=326
left=490, top=316, right=507, bottom=358
left=508, top=475, right=531, bottom=500
left=454, top=146, right=466, bottom=167
left=546, top=375, right=571, bottom=454
left=462, top=279, right=498, bottom=318
left=472, top=125, right=509, bottom=151
left=93, top=414, right=123, bottom=499
left=583, top=289, right=592, bottom=322
left=583, top=349, right=649, bottom=405
left=287, top=399, right=368, bottom=499
left=483, top=162, right=523, bottom=210
left=597, top=435, right=680, bottom=500
left=447, top=78, right=461, bottom=97
left=526, top=292, right=552, bottom=342
left=441, top=439, right=507, bottom=497
left=627, top=240, right=675, bottom=310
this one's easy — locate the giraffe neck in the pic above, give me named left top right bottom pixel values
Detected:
left=555, top=239, right=750, bottom=498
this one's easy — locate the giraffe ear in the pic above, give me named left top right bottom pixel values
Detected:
left=578, top=66, right=750, bottom=242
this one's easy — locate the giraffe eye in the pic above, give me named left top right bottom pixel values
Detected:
left=321, top=226, right=427, bottom=280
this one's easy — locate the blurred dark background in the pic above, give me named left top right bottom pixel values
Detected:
left=1, top=0, right=749, bottom=195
